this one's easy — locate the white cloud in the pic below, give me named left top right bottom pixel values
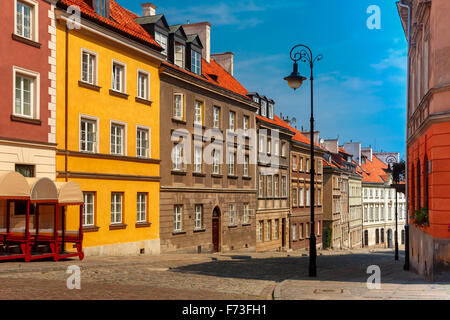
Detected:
left=371, top=48, right=407, bottom=72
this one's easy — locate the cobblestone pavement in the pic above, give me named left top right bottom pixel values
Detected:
left=0, top=248, right=448, bottom=300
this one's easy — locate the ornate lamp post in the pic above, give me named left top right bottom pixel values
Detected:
left=284, top=45, right=322, bottom=277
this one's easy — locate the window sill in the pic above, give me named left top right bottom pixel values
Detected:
left=10, top=115, right=41, bottom=126
left=172, top=118, right=187, bottom=125
left=78, top=81, right=101, bottom=91
left=211, top=174, right=223, bottom=179
left=242, top=176, right=252, bottom=180
left=172, top=170, right=187, bottom=176
left=83, top=225, right=100, bottom=233
left=193, top=228, right=206, bottom=233
left=135, top=97, right=152, bottom=106
left=242, top=223, right=251, bottom=227
left=228, top=224, right=238, bottom=228
left=109, top=223, right=127, bottom=230
left=109, top=89, right=129, bottom=99
left=193, top=172, right=206, bottom=177
left=12, top=33, right=41, bottom=48
left=135, top=222, right=151, bottom=228
left=227, top=175, right=239, bottom=179
left=172, top=230, right=187, bottom=235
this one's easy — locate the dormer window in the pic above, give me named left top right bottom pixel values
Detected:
left=253, top=97, right=259, bottom=104
left=268, top=103, right=274, bottom=119
left=191, top=50, right=201, bottom=75
left=174, top=42, right=185, bottom=68
left=95, top=0, right=109, bottom=18
left=155, top=32, right=168, bottom=55
left=261, top=100, right=267, bottom=117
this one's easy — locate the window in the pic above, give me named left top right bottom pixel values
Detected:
left=173, top=143, right=183, bottom=170
left=136, top=127, right=150, bottom=158
left=174, top=205, right=182, bottom=231
left=266, top=220, right=272, bottom=241
left=274, top=140, right=279, bottom=156
left=243, top=203, right=249, bottom=224
left=292, top=156, right=297, bottom=171
left=299, top=223, right=304, bottom=239
left=261, top=100, right=267, bottom=117
left=14, top=73, right=35, bottom=118
left=306, top=159, right=310, bottom=172
left=299, top=158, right=303, bottom=172
left=137, top=71, right=149, bottom=100
left=253, top=96, right=260, bottom=104
left=213, top=106, right=220, bottom=128
left=244, top=155, right=249, bottom=177
left=16, top=1, right=36, bottom=40
left=292, top=188, right=298, bottom=206
left=194, top=146, right=202, bottom=173
left=282, top=176, right=287, bottom=197
left=15, top=164, right=35, bottom=177
left=267, top=175, right=273, bottom=197
left=111, top=193, right=123, bottom=224
left=268, top=103, right=274, bottom=119
left=292, top=224, right=297, bottom=241
left=155, top=32, right=167, bottom=55
left=80, top=118, right=97, bottom=153
left=274, top=219, right=279, bottom=240
left=173, top=94, right=184, bottom=120
left=364, top=206, right=368, bottom=222
left=317, top=189, right=321, bottom=206
left=110, top=123, right=125, bottom=155
left=267, top=138, right=272, bottom=155
left=258, top=221, right=264, bottom=242
left=137, top=193, right=147, bottom=223
left=83, top=192, right=95, bottom=226
left=228, top=151, right=235, bottom=175
left=306, top=187, right=310, bottom=206
left=174, top=43, right=185, bottom=68
left=306, top=222, right=310, bottom=238
left=370, top=206, right=374, bottom=221
left=259, top=174, right=264, bottom=197
left=112, top=62, right=125, bottom=93
left=213, top=149, right=220, bottom=174
left=381, top=205, right=385, bottom=220
left=194, top=204, right=203, bottom=229
left=191, top=50, right=201, bottom=75
left=229, top=204, right=236, bottom=225
left=281, top=142, right=287, bottom=157
left=274, top=175, right=279, bottom=197
left=95, top=0, right=108, bottom=18
left=243, top=116, right=249, bottom=135
left=229, top=111, right=235, bottom=132
left=259, top=135, right=265, bottom=153
left=299, top=187, right=304, bottom=206
left=81, top=50, right=97, bottom=85
left=317, top=221, right=320, bottom=235
left=194, top=101, right=203, bottom=125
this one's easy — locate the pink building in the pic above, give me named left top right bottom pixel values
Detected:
left=0, top=0, right=56, bottom=178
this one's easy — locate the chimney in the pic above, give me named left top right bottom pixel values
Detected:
left=183, top=22, right=211, bottom=63
left=323, top=139, right=339, bottom=154
left=361, top=147, right=373, bottom=162
left=211, top=52, right=234, bottom=75
left=142, top=3, right=157, bottom=16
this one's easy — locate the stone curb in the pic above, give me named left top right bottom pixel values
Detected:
left=273, top=281, right=284, bottom=300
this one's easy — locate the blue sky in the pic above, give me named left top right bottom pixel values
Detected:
left=118, top=0, right=408, bottom=157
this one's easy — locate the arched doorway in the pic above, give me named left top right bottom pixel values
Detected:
left=387, top=229, right=393, bottom=248
left=212, top=207, right=221, bottom=253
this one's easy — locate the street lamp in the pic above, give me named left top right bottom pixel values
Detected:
left=284, top=44, right=322, bottom=277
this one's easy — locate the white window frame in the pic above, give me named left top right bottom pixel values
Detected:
left=173, top=93, right=184, bottom=120
left=194, top=100, right=203, bottom=125
left=81, top=48, right=98, bottom=85
left=14, top=0, right=39, bottom=42
left=174, top=42, right=185, bottom=68
left=111, top=60, right=127, bottom=93
left=292, top=224, right=297, bottom=241
left=137, top=69, right=150, bottom=100
left=243, top=115, right=249, bottom=135
left=173, top=143, right=183, bottom=171
left=13, top=66, right=40, bottom=119
left=299, top=187, right=304, bottom=206
left=229, top=111, right=235, bottom=132
left=243, top=155, right=249, bottom=177
left=194, top=145, right=202, bottom=173
left=292, top=187, right=298, bottom=206
left=228, top=151, right=235, bottom=175
left=266, top=220, right=272, bottom=241
left=229, top=204, right=236, bottom=226
left=111, top=192, right=123, bottom=224
left=79, top=115, right=99, bottom=153
left=243, top=203, right=249, bottom=224
left=155, top=32, right=168, bottom=56
left=258, top=220, right=264, bottom=242
left=306, top=187, right=310, bottom=206
left=137, top=192, right=147, bottom=223
left=136, top=125, right=150, bottom=158
left=259, top=174, right=264, bottom=197
left=213, top=149, right=220, bottom=174
left=174, top=205, right=182, bottom=231
left=274, top=140, right=279, bottom=156
left=83, top=192, right=95, bottom=227
left=268, top=103, right=274, bottom=119
left=194, top=204, right=203, bottom=230
left=110, top=121, right=127, bottom=156
left=213, top=106, right=220, bottom=128
left=261, top=100, right=267, bottom=117
left=191, top=50, right=202, bottom=75
left=282, top=175, right=287, bottom=197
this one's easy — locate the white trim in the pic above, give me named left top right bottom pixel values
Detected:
left=14, top=0, right=39, bottom=42
left=79, top=113, right=99, bottom=153
left=47, top=3, right=56, bottom=143
left=110, top=119, right=127, bottom=156
left=80, top=47, right=99, bottom=86
left=111, top=59, right=127, bottom=94
left=12, top=66, right=40, bottom=120
left=173, top=93, right=184, bottom=120
left=136, top=68, right=151, bottom=100
left=136, top=125, right=151, bottom=158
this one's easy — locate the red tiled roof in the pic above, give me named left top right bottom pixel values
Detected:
left=339, top=147, right=352, bottom=156
left=256, top=115, right=293, bottom=131
left=59, top=0, right=162, bottom=50
left=323, top=159, right=338, bottom=168
left=360, top=154, right=390, bottom=183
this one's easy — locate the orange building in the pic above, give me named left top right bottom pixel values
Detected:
left=398, top=0, right=450, bottom=281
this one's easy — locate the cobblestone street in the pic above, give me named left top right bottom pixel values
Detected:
left=0, top=248, right=448, bottom=300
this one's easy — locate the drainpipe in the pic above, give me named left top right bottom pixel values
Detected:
left=64, top=24, right=69, bottom=182
left=398, top=0, right=411, bottom=271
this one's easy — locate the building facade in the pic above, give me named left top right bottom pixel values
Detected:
left=0, top=0, right=57, bottom=180
left=154, top=13, right=258, bottom=253
left=55, top=0, right=164, bottom=256
left=397, top=0, right=450, bottom=281
left=248, top=94, right=292, bottom=252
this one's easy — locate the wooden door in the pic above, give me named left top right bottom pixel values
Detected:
left=212, top=218, right=219, bottom=253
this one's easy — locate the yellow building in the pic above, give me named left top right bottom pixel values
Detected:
left=54, top=1, right=165, bottom=255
